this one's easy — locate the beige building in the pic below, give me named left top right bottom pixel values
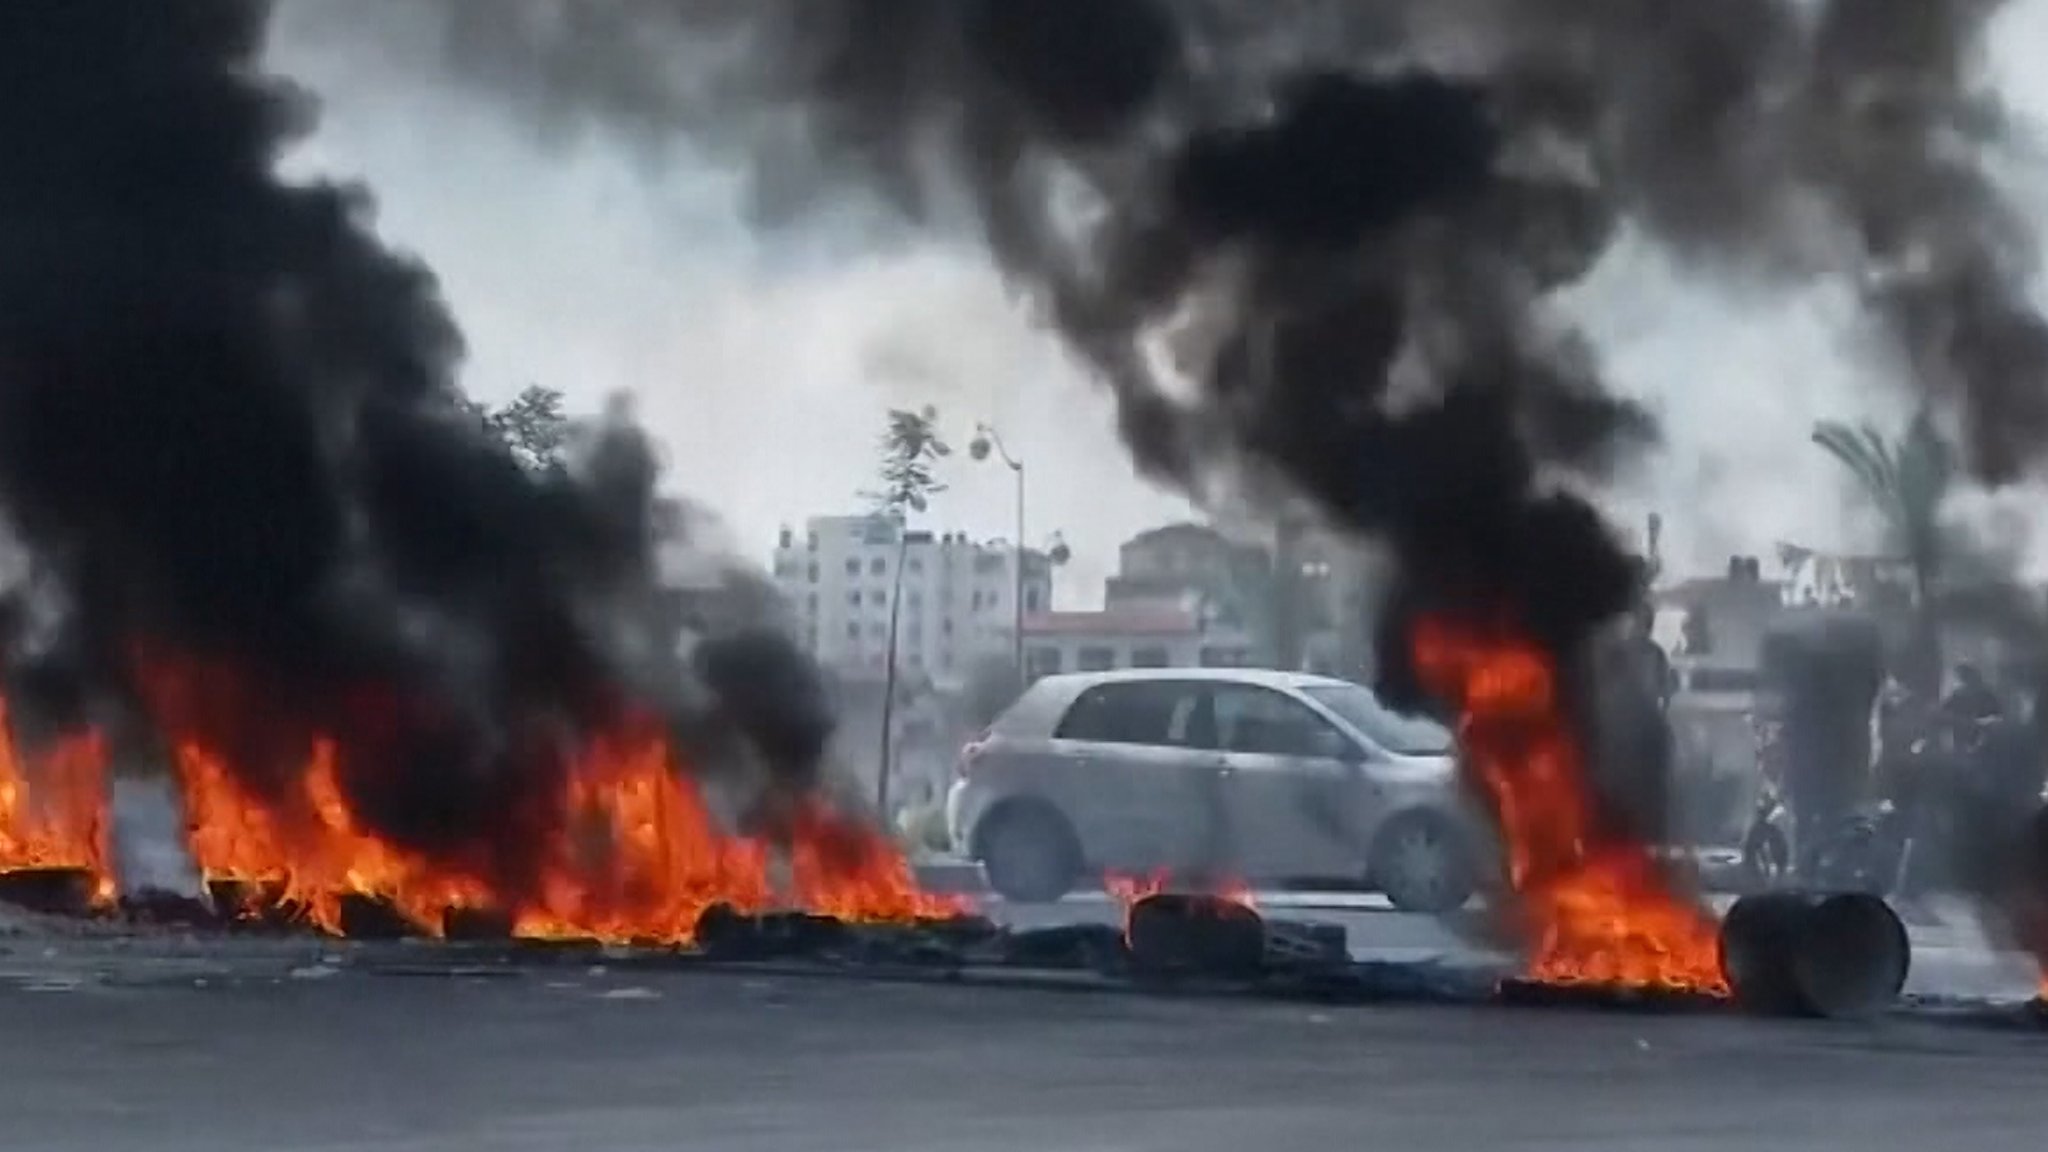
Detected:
left=1020, top=598, right=1258, bottom=681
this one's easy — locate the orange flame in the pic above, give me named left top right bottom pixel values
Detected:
left=0, top=695, right=116, bottom=905
left=1104, top=870, right=1257, bottom=938
left=156, top=672, right=966, bottom=944
left=172, top=738, right=495, bottom=934
left=1411, top=615, right=1727, bottom=996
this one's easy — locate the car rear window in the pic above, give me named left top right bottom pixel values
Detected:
left=1055, top=681, right=1204, bottom=746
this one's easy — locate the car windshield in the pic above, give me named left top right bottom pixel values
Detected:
left=1301, top=684, right=1453, bottom=755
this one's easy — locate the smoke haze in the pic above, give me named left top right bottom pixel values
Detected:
left=277, top=0, right=2048, bottom=943
left=264, top=1, right=2048, bottom=583
left=0, top=1, right=835, bottom=888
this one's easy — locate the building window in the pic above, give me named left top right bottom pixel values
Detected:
left=869, top=557, right=887, bottom=576
left=1130, top=646, right=1170, bottom=669
left=907, top=558, right=924, bottom=575
left=844, top=558, right=861, bottom=576
left=779, top=527, right=794, bottom=549
left=806, top=562, right=819, bottom=583
left=1077, top=646, right=1117, bottom=672
left=869, top=589, right=886, bottom=606
left=846, top=622, right=860, bottom=639
left=806, top=531, right=818, bottom=552
left=1025, top=587, right=1043, bottom=613
left=1200, top=646, right=1239, bottom=668
left=806, top=593, right=818, bottom=616
left=970, top=590, right=982, bottom=611
left=847, top=591, right=861, bottom=608
left=942, top=618, right=954, bottom=636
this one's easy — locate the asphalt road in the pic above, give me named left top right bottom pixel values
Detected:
left=0, top=941, right=2041, bottom=1152
left=969, top=883, right=2045, bottom=1002
left=0, top=877, right=2040, bottom=1152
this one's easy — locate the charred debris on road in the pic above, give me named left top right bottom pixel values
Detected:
left=0, top=870, right=1975, bottom=1026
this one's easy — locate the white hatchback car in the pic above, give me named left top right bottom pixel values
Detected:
left=946, top=668, right=1490, bottom=911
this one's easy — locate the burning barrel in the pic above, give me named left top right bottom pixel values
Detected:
left=1718, top=891, right=1909, bottom=1019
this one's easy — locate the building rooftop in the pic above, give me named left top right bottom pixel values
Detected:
left=1021, top=604, right=1203, bottom=637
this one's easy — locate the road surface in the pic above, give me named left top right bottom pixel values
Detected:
left=0, top=872, right=2041, bottom=1152
left=956, top=878, right=2045, bottom=1002
left=0, top=798, right=2033, bottom=1152
left=0, top=932, right=2041, bottom=1152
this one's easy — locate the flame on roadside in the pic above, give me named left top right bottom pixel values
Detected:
left=166, top=714, right=966, bottom=943
left=0, top=695, right=116, bottom=905
left=0, top=648, right=966, bottom=943
left=1411, top=615, right=1728, bottom=996
left=1104, top=870, right=1257, bottom=938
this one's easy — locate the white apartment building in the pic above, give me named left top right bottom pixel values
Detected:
left=771, top=515, right=1053, bottom=686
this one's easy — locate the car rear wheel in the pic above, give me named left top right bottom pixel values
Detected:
left=1370, top=813, right=1474, bottom=914
left=978, top=804, right=1081, bottom=904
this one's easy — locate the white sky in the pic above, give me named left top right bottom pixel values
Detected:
left=262, top=2, right=2048, bottom=602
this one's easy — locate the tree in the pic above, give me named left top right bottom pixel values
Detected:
left=1811, top=408, right=1955, bottom=690
left=471, top=384, right=571, bottom=471
left=865, top=405, right=951, bottom=815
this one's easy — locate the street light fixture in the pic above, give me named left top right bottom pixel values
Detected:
left=968, top=423, right=1072, bottom=679
left=968, top=423, right=1029, bottom=675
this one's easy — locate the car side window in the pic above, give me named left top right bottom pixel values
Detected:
left=1055, top=682, right=1204, bottom=747
left=1209, top=685, right=1350, bottom=759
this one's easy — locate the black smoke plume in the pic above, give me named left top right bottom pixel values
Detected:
left=0, top=0, right=830, bottom=890
left=355, top=0, right=2048, bottom=936
left=356, top=0, right=1661, bottom=824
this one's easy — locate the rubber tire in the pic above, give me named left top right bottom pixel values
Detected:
left=1370, top=812, right=1475, bottom=915
left=977, top=803, right=1082, bottom=904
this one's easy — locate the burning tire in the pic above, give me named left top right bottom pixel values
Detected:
left=1369, top=811, right=1474, bottom=914
left=976, top=801, right=1081, bottom=904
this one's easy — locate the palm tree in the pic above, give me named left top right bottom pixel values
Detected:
left=1810, top=409, right=1955, bottom=690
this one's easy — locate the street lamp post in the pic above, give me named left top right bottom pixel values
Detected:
left=969, top=423, right=1028, bottom=676
left=969, top=424, right=1072, bottom=687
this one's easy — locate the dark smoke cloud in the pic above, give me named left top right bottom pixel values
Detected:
left=342, top=0, right=2048, bottom=932
left=353, top=0, right=1657, bottom=790
left=0, top=0, right=830, bottom=889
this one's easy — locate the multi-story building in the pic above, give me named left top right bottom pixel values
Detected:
left=1105, top=519, right=1374, bottom=676
left=1020, top=598, right=1258, bottom=681
left=770, top=515, right=1053, bottom=687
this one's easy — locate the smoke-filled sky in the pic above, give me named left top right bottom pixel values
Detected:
left=263, top=1, right=2048, bottom=597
